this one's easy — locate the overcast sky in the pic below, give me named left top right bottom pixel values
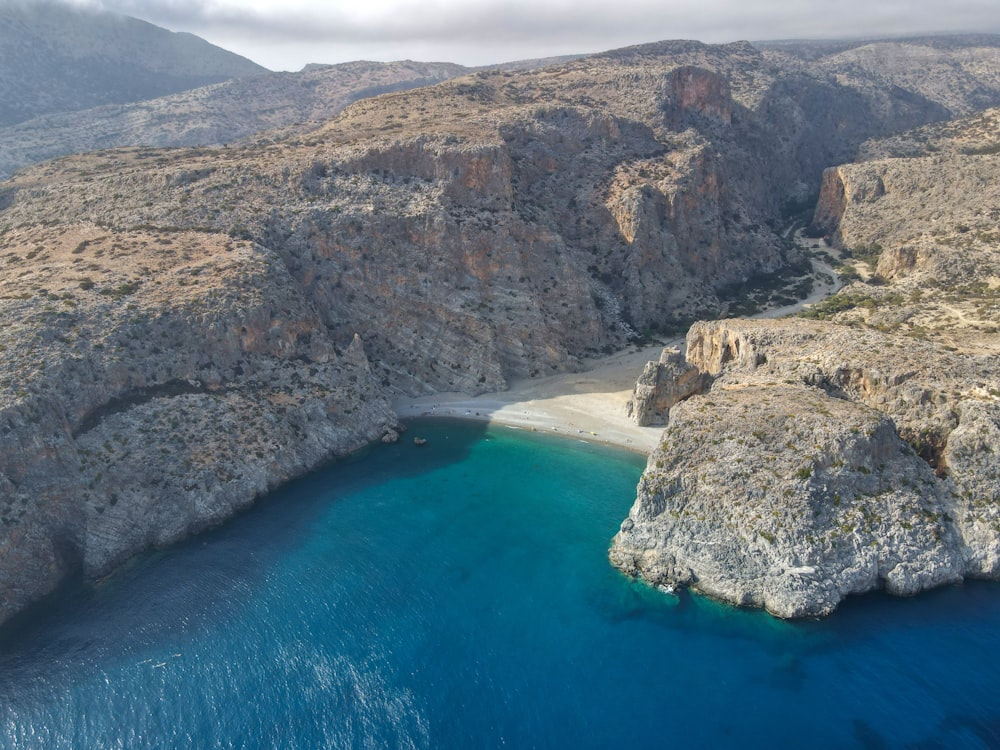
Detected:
left=68, top=0, right=1000, bottom=71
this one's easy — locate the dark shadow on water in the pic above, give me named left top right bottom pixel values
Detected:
left=0, top=418, right=488, bottom=690
left=595, top=569, right=1000, bottom=669
left=935, top=713, right=1000, bottom=749
left=799, top=579, right=1000, bottom=646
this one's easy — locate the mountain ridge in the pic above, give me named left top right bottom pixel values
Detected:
left=0, top=0, right=266, bottom=128
left=1, top=32, right=1000, bottom=623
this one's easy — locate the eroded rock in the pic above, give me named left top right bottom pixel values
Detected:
left=625, top=346, right=708, bottom=425
left=611, top=318, right=1000, bottom=616
left=612, top=382, right=964, bottom=618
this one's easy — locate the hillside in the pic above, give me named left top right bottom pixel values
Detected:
left=809, top=106, right=1000, bottom=355
left=1, top=35, right=1000, bottom=623
left=0, top=1, right=266, bottom=128
left=613, top=101, right=1000, bottom=617
left=0, top=59, right=470, bottom=180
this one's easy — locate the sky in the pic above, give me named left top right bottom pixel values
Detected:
left=64, top=0, right=1000, bottom=71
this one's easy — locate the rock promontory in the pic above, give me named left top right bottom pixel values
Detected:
left=611, top=319, right=1000, bottom=617
left=625, top=346, right=706, bottom=426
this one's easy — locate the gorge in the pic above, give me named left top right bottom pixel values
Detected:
left=1, top=31, right=1000, bottom=623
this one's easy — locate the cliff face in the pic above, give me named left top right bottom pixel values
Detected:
left=611, top=319, right=1000, bottom=616
left=616, top=94, right=1000, bottom=617
left=0, top=46, right=805, bottom=398
left=0, top=226, right=397, bottom=624
left=3, top=36, right=1000, bottom=625
left=625, top=346, right=706, bottom=425
left=809, top=107, right=1000, bottom=356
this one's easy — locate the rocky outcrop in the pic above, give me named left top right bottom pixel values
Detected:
left=807, top=106, right=1000, bottom=356
left=625, top=346, right=707, bottom=425
left=684, top=318, right=998, bottom=478
left=3, top=34, right=1000, bottom=626
left=611, top=318, right=1000, bottom=617
left=611, top=382, right=966, bottom=617
left=0, top=227, right=397, bottom=625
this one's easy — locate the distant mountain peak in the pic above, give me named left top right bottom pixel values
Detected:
left=0, top=0, right=266, bottom=127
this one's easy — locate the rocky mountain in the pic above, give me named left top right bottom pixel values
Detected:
left=614, top=94, right=1000, bottom=616
left=0, top=1, right=266, bottom=128
left=0, top=59, right=471, bottom=180
left=1, top=35, right=1000, bottom=624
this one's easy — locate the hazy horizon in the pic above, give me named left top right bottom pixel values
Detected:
left=15, top=0, right=999, bottom=71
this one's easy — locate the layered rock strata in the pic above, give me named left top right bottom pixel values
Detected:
left=611, top=319, right=1000, bottom=617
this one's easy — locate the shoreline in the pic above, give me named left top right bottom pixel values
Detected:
left=393, top=230, right=842, bottom=456
left=393, top=340, right=672, bottom=455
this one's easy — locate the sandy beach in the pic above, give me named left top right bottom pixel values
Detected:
left=394, top=232, right=842, bottom=456
left=394, top=340, right=677, bottom=455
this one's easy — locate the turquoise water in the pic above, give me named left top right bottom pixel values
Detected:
left=1, top=419, right=999, bottom=749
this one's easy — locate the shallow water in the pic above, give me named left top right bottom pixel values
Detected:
left=1, top=419, right=998, bottom=749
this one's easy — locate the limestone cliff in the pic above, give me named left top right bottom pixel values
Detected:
left=808, top=106, right=1000, bottom=355
left=625, top=346, right=706, bottom=425
left=3, top=35, right=1000, bottom=626
left=611, top=319, right=1000, bottom=617
left=0, top=226, right=397, bottom=624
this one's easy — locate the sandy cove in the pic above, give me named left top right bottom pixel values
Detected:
left=395, top=233, right=843, bottom=455
left=394, top=341, right=676, bottom=454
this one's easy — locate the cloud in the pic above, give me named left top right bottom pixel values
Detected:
left=45, top=0, right=1000, bottom=69
left=69, top=0, right=1000, bottom=43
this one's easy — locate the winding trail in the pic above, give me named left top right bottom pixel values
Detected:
left=394, top=230, right=843, bottom=454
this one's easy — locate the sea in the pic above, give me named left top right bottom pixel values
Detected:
left=1, top=419, right=998, bottom=749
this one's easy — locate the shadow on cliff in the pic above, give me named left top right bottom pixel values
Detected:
left=0, top=418, right=489, bottom=686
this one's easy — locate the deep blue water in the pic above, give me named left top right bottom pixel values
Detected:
left=2, top=419, right=1000, bottom=749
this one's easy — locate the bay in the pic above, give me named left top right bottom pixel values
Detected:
left=1, top=419, right=999, bottom=748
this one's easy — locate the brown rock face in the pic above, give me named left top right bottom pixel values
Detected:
left=667, top=66, right=733, bottom=125
left=811, top=165, right=888, bottom=239
left=625, top=346, right=708, bottom=425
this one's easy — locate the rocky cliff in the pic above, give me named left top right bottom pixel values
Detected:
left=0, top=225, right=398, bottom=624
left=3, top=35, right=1000, bottom=625
left=809, top=107, right=1000, bottom=355
left=611, top=319, right=1000, bottom=617
left=625, top=346, right=706, bottom=425
left=0, top=2, right=265, bottom=128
